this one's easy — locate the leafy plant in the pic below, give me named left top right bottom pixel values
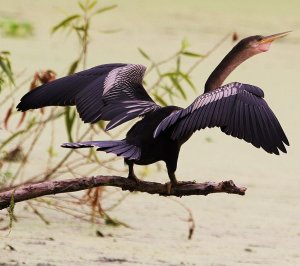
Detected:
left=51, top=0, right=117, bottom=142
left=52, top=0, right=117, bottom=72
left=0, top=19, right=33, bottom=38
left=138, top=39, right=204, bottom=105
left=0, top=0, right=229, bottom=231
left=0, top=51, right=14, bottom=92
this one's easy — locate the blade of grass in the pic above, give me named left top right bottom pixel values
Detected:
left=52, top=14, right=80, bottom=34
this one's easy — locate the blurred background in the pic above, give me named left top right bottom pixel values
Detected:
left=0, top=0, right=299, bottom=265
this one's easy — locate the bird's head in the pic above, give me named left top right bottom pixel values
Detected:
left=235, top=31, right=291, bottom=55
left=204, top=31, right=290, bottom=92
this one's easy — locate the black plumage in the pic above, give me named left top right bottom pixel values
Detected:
left=17, top=32, right=290, bottom=185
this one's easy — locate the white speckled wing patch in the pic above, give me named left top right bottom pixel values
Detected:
left=103, top=64, right=146, bottom=96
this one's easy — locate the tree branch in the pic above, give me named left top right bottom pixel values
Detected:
left=0, top=176, right=247, bottom=210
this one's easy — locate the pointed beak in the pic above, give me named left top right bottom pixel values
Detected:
left=259, top=31, right=291, bottom=44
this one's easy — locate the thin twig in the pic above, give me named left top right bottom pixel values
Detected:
left=187, top=33, right=231, bottom=74
left=170, top=198, right=196, bottom=240
left=27, top=201, right=50, bottom=225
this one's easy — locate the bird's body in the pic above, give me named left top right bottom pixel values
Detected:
left=126, top=106, right=183, bottom=166
left=17, top=32, right=290, bottom=185
left=124, top=105, right=194, bottom=183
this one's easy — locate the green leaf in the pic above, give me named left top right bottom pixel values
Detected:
left=52, top=14, right=81, bottom=34
left=103, top=212, right=129, bottom=227
left=169, top=76, right=186, bottom=99
left=160, top=85, right=178, bottom=97
left=138, top=48, right=151, bottom=60
left=64, top=107, right=76, bottom=142
left=73, top=26, right=85, bottom=32
left=97, top=120, right=106, bottom=131
left=177, top=71, right=197, bottom=92
left=160, top=72, right=175, bottom=78
left=0, top=51, right=10, bottom=55
left=78, top=1, right=86, bottom=11
left=0, top=58, right=14, bottom=85
left=176, top=56, right=181, bottom=73
left=47, top=146, right=57, bottom=157
left=152, top=93, right=168, bottom=106
left=88, top=0, right=97, bottom=10
left=181, top=38, right=190, bottom=50
left=181, top=51, right=205, bottom=58
left=93, top=4, right=117, bottom=15
left=159, top=85, right=177, bottom=104
left=0, top=77, right=4, bottom=92
left=68, top=59, right=80, bottom=75
left=98, top=28, right=122, bottom=34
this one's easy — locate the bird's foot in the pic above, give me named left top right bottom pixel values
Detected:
left=165, top=182, right=172, bottom=195
left=165, top=180, right=196, bottom=194
left=128, top=174, right=140, bottom=184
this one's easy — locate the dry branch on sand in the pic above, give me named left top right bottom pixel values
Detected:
left=0, top=175, right=246, bottom=210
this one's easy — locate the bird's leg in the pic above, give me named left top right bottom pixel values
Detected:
left=126, top=160, right=140, bottom=183
left=168, top=170, right=178, bottom=185
left=167, top=170, right=195, bottom=186
left=165, top=154, right=194, bottom=193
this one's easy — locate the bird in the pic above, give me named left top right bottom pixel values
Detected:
left=17, top=32, right=290, bottom=186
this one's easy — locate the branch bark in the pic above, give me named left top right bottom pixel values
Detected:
left=0, top=175, right=247, bottom=210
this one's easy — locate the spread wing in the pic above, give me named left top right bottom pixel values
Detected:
left=17, top=63, right=160, bottom=130
left=154, top=82, right=289, bottom=155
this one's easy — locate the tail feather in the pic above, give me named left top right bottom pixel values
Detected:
left=61, top=140, right=140, bottom=160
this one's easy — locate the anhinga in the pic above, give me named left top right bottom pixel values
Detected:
left=17, top=32, right=290, bottom=185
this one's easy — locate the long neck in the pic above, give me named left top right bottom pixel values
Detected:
left=204, top=46, right=255, bottom=93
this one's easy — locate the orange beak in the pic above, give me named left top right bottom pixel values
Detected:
left=259, top=31, right=291, bottom=44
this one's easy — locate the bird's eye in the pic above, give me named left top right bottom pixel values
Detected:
left=257, top=36, right=263, bottom=42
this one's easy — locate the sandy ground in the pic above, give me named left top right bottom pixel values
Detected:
left=1, top=0, right=300, bottom=265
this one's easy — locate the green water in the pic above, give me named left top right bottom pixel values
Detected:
left=1, top=1, right=300, bottom=265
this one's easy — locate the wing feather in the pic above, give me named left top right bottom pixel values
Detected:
left=237, top=100, right=244, bottom=139
left=155, top=82, right=288, bottom=155
left=17, top=63, right=160, bottom=129
left=243, top=104, right=252, bottom=143
left=204, top=93, right=217, bottom=127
